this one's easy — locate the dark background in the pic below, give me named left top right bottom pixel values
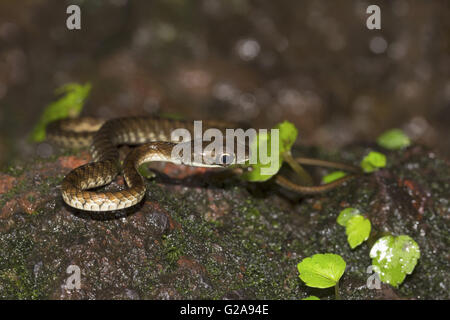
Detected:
left=0, top=0, right=449, bottom=166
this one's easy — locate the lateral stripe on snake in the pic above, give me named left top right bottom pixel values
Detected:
left=47, top=117, right=360, bottom=212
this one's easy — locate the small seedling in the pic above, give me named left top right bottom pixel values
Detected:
left=302, top=295, right=320, bottom=300
left=370, top=235, right=420, bottom=287
left=30, top=82, right=91, bottom=142
left=297, top=253, right=346, bottom=300
left=337, top=208, right=371, bottom=249
left=377, top=129, right=411, bottom=150
left=360, top=151, right=386, bottom=173
left=337, top=207, right=360, bottom=226
left=345, top=215, right=371, bottom=249
left=322, top=171, right=347, bottom=184
left=241, top=121, right=298, bottom=182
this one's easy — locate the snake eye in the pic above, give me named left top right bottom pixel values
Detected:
left=218, top=153, right=234, bottom=165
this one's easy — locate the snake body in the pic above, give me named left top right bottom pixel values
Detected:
left=48, top=117, right=239, bottom=211
left=47, top=117, right=360, bottom=212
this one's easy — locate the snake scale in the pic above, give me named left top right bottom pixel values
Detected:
left=47, top=117, right=360, bottom=212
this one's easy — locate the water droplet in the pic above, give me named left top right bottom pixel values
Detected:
left=36, top=143, right=53, bottom=158
left=369, top=36, right=388, bottom=54
left=235, top=39, right=260, bottom=61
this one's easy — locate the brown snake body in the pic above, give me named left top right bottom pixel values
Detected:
left=47, top=117, right=360, bottom=212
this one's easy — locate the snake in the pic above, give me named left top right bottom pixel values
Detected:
left=46, top=117, right=360, bottom=212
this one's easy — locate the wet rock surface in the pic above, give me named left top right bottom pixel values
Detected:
left=0, top=144, right=448, bottom=299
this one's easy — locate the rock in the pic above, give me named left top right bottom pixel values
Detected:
left=58, top=152, right=91, bottom=169
left=0, top=145, right=448, bottom=299
left=0, top=199, right=18, bottom=220
left=0, top=173, right=17, bottom=194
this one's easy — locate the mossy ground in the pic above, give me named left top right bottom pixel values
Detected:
left=0, top=144, right=448, bottom=299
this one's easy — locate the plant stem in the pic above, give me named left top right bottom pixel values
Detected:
left=335, top=282, right=341, bottom=300
left=282, top=151, right=314, bottom=186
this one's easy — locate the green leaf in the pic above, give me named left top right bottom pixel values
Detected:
left=345, top=215, right=371, bottom=249
left=137, top=165, right=156, bottom=179
left=322, top=171, right=347, bottom=184
left=276, top=120, right=298, bottom=151
left=241, top=130, right=274, bottom=182
left=30, top=82, right=92, bottom=142
left=297, top=253, right=346, bottom=288
left=370, top=235, right=420, bottom=287
left=377, top=129, right=411, bottom=150
left=360, top=151, right=386, bottom=173
left=241, top=121, right=298, bottom=182
left=337, top=208, right=360, bottom=226
left=302, top=295, right=320, bottom=300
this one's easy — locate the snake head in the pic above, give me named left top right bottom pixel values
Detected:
left=214, top=142, right=250, bottom=167
left=175, top=139, right=250, bottom=168
left=207, top=139, right=250, bottom=168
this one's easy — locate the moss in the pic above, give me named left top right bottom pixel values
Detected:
left=0, top=145, right=448, bottom=299
left=3, top=163, right=26, bottom=177
left=0, top=179, right=27, bottom=207
left=37, top=174, right=64, bottom=195
left=27, top=194, right=36, bottom=203
left=0, top=233, right=56, bottom=299
left=162, top=236, right=184, bottom=265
